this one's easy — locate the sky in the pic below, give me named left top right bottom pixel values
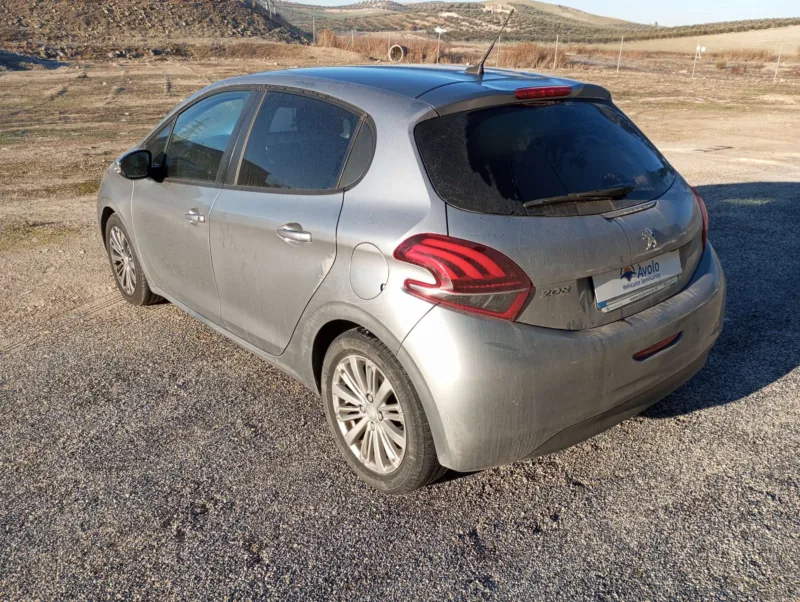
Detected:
left=294, top=0, right=799, bottom=27
left=541, top=0, right=799, bottom=27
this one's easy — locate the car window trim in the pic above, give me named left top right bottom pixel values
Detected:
left=223, top=85, right=373, bottom=196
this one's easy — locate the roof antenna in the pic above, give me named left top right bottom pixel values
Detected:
left=466, top=8, right=514, bottom=77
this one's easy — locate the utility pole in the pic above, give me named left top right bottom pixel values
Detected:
left=691, top=39, right=705, bottom=78
left=496, top=33, right=501, bottom=67
left=434, top=26, right=447, bottom=64
left=553, top=34, right=559, bottom=70
left=774, top=44, right=783, bottom=83
left=617, top=35, right=623, bottom=73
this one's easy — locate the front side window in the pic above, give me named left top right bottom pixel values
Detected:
left=237, top=92, right=359, bottom=191
left=144, top=120, right=173, bottom=168
left=166, top=91, right=250, bottom=183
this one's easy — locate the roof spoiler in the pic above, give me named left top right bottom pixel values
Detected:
left=423, top=82, right=613, bottom=116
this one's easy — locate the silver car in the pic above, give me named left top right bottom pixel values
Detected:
left=97, top=66, right=725, bottom=493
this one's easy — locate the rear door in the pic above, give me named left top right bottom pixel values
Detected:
left=132, top=90, right=254, bottom=322
left=414, top=99, right=703, bottom=330
left=210, top=90, right=364, bottom=355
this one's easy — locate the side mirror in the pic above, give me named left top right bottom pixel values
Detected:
left=117, top=149, right=152, bottom=180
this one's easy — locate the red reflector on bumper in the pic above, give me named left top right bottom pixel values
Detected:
left=633, top=332, right=682, bottom=361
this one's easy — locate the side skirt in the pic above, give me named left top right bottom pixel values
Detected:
left=150, top=286, right=315, bottom=393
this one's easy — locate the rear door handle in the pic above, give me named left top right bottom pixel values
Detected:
left=185, top=209, right=206, bottom=225
left=276, top=223, right=312, bottom=243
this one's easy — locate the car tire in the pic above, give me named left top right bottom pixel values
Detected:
left=104, top=214, right=162, bottom=306
left=321, top=328, right=446, bottom=493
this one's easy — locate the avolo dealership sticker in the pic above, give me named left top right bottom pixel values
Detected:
left=593, top=250, right=682, bottom=312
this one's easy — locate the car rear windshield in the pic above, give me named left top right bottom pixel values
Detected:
left=414, top=100, right=675, bottom=216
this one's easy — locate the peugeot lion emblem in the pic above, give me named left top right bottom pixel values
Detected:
left=641, top=227, right=657, bottom=250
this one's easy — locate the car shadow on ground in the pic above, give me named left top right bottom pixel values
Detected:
left=643, top=181, right=800, bottom=419
left=0, top=50, right=67, bottom=71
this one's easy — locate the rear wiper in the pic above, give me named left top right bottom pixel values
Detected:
left=523, top=184, right=636, bottom=209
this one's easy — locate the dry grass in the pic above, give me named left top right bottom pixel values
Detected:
left=316, top=28, right=439, bottom=62
left=496, top=43, right=571, bottom=70
left=710, top=48, right=776, bottom=61
left=315, top=30, right=571, bottom=69
left=570, top=45, right=684, bottom=60
left=0, top=220, right=80, bottom=254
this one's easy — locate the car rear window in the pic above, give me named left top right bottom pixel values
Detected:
left=414, top=100, right=675, bottom=216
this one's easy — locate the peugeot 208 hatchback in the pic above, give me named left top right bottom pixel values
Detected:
left=98, top=66, right=725, bottom=493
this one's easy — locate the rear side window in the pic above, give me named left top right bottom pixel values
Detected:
left=237, top=92, right=359, bottom=191
left=415, top=101, right=675, bottom=216
left=166, top=91, right=250, bottom=183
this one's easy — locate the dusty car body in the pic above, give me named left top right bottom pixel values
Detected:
left=98, top=65, right=725, bottom=492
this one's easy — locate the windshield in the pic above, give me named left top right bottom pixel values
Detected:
left=414, top=100, right=675, bottom=216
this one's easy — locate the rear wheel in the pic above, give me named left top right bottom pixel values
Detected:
left=321, top=329, right=444, bottom=493
left=104, top=214, right=161, bottom=306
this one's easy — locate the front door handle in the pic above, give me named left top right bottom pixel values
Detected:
left=276, top=223, right=312, bottom=243
left=185, top=209, right=206, bottom=225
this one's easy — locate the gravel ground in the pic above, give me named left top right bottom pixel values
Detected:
left=1, top=64, right=799, bottom=600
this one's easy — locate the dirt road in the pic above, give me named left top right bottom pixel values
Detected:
left=1, top=59, right=798, bottom=600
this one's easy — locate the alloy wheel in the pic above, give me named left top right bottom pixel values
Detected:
left=332, top=354, right=406, bottom=474
left=109, top=225, right=136, bottom=296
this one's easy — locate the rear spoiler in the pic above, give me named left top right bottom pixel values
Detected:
left=419, top=81, right=612, bottom=116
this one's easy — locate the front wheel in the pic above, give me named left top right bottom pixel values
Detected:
left=321, top=329, right=445, bottom=493
left=104, top=214, right=161, bottom=306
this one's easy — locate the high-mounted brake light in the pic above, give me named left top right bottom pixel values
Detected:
left=394, top=234, right=533, bottom=321
left=515, top=86, right=572, bottom=100
left=691, top=187, right=709, bottom=250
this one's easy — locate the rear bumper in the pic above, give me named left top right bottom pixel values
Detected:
left=398, top=243, right=726, bottom=472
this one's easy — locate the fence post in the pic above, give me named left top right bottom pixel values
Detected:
left=774, top=44, right=783, bottom=83
left=691, top=38, right=699, bottom=78
left=496, top=34, right=501, bottom=67
left=553, top=34, right=559, bottom=70
left=312, top=17, right=316, bottom=45
left=617, top=36, right=623, bottom=73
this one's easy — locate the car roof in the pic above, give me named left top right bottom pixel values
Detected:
left=217, top=65, right=607, bottom=114
left=282, top=65, right=560, bottom=98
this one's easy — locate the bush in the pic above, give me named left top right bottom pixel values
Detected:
left=715, top=60, right=727, bottom=70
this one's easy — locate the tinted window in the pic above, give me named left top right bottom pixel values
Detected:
left=144, top=121, right=173, bottom=168
left=167, top=91, right=250, bottom=183
left=237, top=92, right=359, bottom=191
left=415, top=101, right=675, bottom=216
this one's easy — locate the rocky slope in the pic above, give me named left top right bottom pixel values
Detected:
left=0, top=0, right=306, bottom=59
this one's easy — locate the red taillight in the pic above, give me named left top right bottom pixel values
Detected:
left=515, top=86, right=572, bottom=100
left=394, top=233, right=533, bottom=321
left=692, top=187, right=709, bottom=250
left=633, top=332, right=682, bottom=361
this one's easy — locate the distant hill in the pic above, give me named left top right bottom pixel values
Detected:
left=277, top=0, right=800, bottom=43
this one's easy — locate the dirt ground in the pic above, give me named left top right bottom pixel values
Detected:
left=1, top=52, right=799, bottom=599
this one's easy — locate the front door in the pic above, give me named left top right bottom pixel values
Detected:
left=210, top=90, right=362, bottom=355
left=131, top=90, right=253, bottom=322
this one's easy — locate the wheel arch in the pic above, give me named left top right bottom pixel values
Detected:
left=297, top=304, right=450, bottom=467
left=100, top=205, right=116, bottom=238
